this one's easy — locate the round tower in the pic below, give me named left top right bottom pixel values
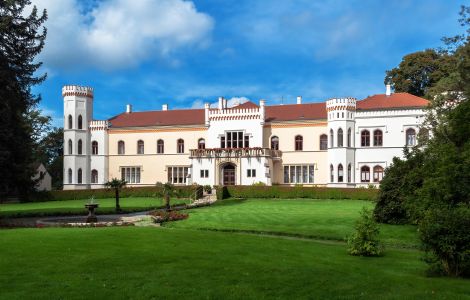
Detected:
left=326, top=97, right=356, bottom=187
left=63, top=85, right=94, bottom=189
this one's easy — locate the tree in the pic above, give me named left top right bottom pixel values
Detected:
left=0, top=1, right=47, bottom=199
left=156, top=182, right=175, bottom=211
left=105, top=178, right=127, bottom=212
left=385, top=49, right=456, bottom=97
left=36, top=127, right=63, bottom=189
left=347, top=207, right=384, bottom=257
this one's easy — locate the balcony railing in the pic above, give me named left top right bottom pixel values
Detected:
left=190, top=147, right=282, bottom=159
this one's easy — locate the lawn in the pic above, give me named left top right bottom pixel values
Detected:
left=167, top=198, right=419, bottom=248
left=0, top=227, right=469, bottom=299
left=0, top=197, right=187, bottom=217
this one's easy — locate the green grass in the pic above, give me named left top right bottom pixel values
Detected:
left=0, top=227, right=469, bottom=299
left=0, top=197, right=187, bottom=217
left=167, top=198, right=419, bottom=248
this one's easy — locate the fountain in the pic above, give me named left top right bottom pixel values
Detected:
left=84, top=196, right=99, bottom=223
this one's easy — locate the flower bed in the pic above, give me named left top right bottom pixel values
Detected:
left=148, top=211, right=189, bottom=223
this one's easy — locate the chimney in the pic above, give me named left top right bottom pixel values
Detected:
left=126, top=104, right=132, bottom=113
left=259, top=99, right=266, bottom=124
left=204, top=103, right=210, bottom=126
left=297, top=96, right=302, bottom=104
left=162, top=104, right=168, bottom=111
left=218, top=96, right=224, bottom=110
left=386, top=84, right=392, bottom=96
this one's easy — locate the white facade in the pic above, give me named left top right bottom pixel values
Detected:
left=63, top=85, right=428, bottom=189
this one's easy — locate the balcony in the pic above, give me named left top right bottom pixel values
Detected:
left=190, top=147, right=282, bottom=159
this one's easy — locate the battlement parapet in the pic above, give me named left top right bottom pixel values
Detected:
left=62, top=85, right=94, bottom=98
left=326, top=97, right=356, bottom=112
left=89, top=120, right=108, bottom=131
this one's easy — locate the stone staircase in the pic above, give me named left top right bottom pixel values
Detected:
left=189, top=189, right=217, bottom=207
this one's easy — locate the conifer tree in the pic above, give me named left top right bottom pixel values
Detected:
left=0, top=1, right=47, bottom=198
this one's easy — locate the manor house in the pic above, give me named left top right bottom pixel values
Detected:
left=63, top=84, right=429, bottom=190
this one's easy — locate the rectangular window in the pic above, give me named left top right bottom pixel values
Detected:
left=247, top=169, right=256, bottom=178
left=200, top=170, right=209, bottom=178
left=120, top=167, right=141, bottom=184
left=223, top=131, right=249, bottom=149
left=283, top=165, right=315, bottom=184
left=167, top=166, right=189, bottom=184
left=284, top=166, right=289, bottom=183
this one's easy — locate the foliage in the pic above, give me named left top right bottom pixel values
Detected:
left=203, top=185, right=212, bottom=193
left=385, top=49, right=457, bottom=97
left=148, top=210, right=189, bottom=223
left=251, top=181, right=266, bottom=186
left=216, top=186, right=377, bottom=201
left=35, top=127, right=63, bottom=189
left=104, top=178, right=127, bottom=212
left=156, top=182, right=175, bottom=211
left=0, top=0, right=47, bottom=199
left=347, top=207, right=384, bottom=257
left=419, top=205, right=470, bottom=277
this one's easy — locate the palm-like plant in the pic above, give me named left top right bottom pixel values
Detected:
left=105, top=178, right=127, bottom=212
left=156, top=182, right=175, bottom=211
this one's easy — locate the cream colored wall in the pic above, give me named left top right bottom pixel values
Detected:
left=264, top=121, right=329, bottom=185
left=108, top=127, right=206, bottom=185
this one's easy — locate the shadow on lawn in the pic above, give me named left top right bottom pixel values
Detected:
left=211, top=198, right=247, bottom=208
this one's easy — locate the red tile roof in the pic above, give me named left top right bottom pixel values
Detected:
left=265, top=103, right=327, bottom=122
left=356, top=93, right=429, bottom=110
left=108, top=109, right=205, bottom=127
left=107, top=93, right=428, bottom=128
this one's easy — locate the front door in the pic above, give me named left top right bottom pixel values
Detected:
left=223, top=165, right=235, bottom=185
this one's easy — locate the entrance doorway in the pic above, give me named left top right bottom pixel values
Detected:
left=222, top=164, right=236, bottom=185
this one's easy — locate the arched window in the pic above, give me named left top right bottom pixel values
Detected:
left=68, top=168, right=72, bottom=184
left=198, top=138, right=206, bottom=150
left=91, top=169, right=98, bottom=184
left=373, top=165, right=384, bottom=183
left=78, top=139, right=83, bottom=155
left=157, top=139, right=164, bottom=154
left=320, top=134, right=328, bottom=150
left=330, top=164, right=334, bottom=182
left=337, top=128, right=343, bottom=147
left=177, top=139, right=184, bottom=153
left=373, top=130, right=383, bottom=146
left=347, top=163, right=351, bottom=183
left=78, top=115, right=83, bottom=129
left=271, top=136, right=279, bottom=150
left=68, top=115, right=73, bottom=129
left=347, top=128, right=351, bottom=147
left=361, top=130, right=370, bottom=147
left=77, top=168, right=82, bottom=184
left=137, top=140, right=144, bottom=154
left=338, top=164, right=344, bottom=182
left=330, top=129, right=334, bottom=147
left=91, top=141, right=98, bottom=155
left=68, top=139, right=73, bottom=155
left=295, top=135, right=303, bottom=151
left=361, top=166, right=370, bottom=182
left=418, top=128, right=429, bottom=144
left=118, top=141, right=125, bottom=155
left=406, top=128, right=416, bottom=146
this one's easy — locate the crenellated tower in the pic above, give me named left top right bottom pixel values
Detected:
left=63, top=85, right=94, bottom=189
left=326, top=97, right=356, bottom=186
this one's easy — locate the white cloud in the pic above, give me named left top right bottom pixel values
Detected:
left=190, top=96, right=250, bottom=109
left=31, top=0, right=214, bottom=70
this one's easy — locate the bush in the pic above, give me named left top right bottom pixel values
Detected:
left=347, top=207, right=384, bottom=257
left=419, top=205, right=470, bottom=277
left=148, top=210, right=189, bottom=223
left=203, top=185, right=212, bottom=194
left=216, top=186, right=377, bottom=201
left=26, top=186, right=199, bottom=202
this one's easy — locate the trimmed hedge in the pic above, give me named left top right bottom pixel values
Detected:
left=28, top=186, right=202, bottom=202
left=216, top=186, right=378, bottom=201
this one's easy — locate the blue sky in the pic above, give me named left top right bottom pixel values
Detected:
left=31, top=0, right=464, bottom=126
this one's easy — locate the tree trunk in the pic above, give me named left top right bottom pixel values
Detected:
left=115, top=188, right=121, bottom=212
left=165, top=194, right=170, bottom=211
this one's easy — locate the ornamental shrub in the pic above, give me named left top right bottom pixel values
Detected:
left=419, top=205, right=470, bottom=277
left=347, top=207, right=384, bottom=257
